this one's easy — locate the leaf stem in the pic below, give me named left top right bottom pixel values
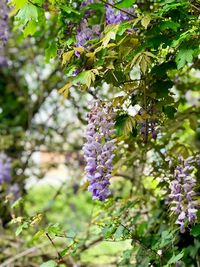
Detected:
left=46, top=233, right=62, bottom=260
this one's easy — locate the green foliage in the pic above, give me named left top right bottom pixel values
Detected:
left=0, top=0, right=200, bottom=266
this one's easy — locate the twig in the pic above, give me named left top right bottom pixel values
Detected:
left=119, top=223, right=160, bottom=258
left=99, top=0, right=135, bottom=18
left=191, top=3, right=200, bottom=12
left=28, top=0, right=42, bottom=8
left=46, top=233, right=62, bottom=260
left=114, top=173, right=133, bottom=181
left=0, top=243, right=48, bottom=267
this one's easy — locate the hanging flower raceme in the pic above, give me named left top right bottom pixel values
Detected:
left=75, top=19, right=100, bottom=56
left=169, top=156, right=198, bottom=233
left=0, top=0, right=9, bottom=66
left=138, top=108, right=159, bottom=143
left=83, top=100, right=116, bottom=201
left=0, top=152, right=12, bottom=184
left=76, top=19, right=100, bottom=48
left=106, top=0, right=134, bottom=25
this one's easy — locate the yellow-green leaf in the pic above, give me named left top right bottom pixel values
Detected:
left=59, top=82, right=72, bottom=98
left=23, top=20, right=37, bottom=37
left=124, top=116, right=136, bottom=135
left=62, top=50, right=74, bottom=66
left=102, top=25, right=119, bottom=48
left=141, top=14, right=151, bottom=29
left=74, top=47, right=85, bottom=53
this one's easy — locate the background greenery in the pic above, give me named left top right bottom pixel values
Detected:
left=0, top=0, right=200, bottom=266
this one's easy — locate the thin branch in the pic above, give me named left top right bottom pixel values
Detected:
left=119, top=223, right=160, bottom=259
left=79, top=237, right=104, bottom=252
left=99, top=0, right=135, bottom=18
left=114, top=173, right=133, bottom=181
left=191, top=3, right=200, bottom=12
left=28, top=0, right=42, bottom=8
left=0, top=243, right=48, bottom=267
left=46, top=233, right=62, bottom=260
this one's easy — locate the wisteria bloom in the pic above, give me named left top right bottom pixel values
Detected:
left=75, top=19, right=100, bottom=56
left=8, top=183, right=21, bottom=202
left=0, top=0, right=9, bottom=65
left=0, top=152, right=12, bottom=184
left=83, top=100, right=115, bottom=201
left=169, top=156, right=198, bottom=233
left=139, top=109, right=159, bottom=142
left=80, top=0, right=94, bottom=7
left=106, top=0, right=134, bottom=25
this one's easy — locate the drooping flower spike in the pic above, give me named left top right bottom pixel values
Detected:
left=83, top=100, right=116, bottom=201
left=168, top=156, right=198, bottom=233
left=0, top=152, right=12, bottom=184
left=0, top=0, right=9, bottom=65
left=106, top=0, right=135, bottom=25
left=75, top=19, right=100, bottom=57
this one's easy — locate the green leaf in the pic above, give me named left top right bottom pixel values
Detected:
left=167, top=251, right=184, bottom=265
left=11, top=197, right=24, bottom=209
left=10, top=0, right=28, bottom=14
left=116, top=0, right=136, bottom=8
left=189, top=115, right=198, bottom=131
left=62, top=50, right=74, bottom=66
left=59, top=82, right=72, bottom=98
left=73, top=70, right=97, bottom=88
left=151, top=80, right=173, bottom=98
left=115, top=114, right=129, bottom=136
left=163, top=106, right=177, bottom=119
left=60, top=6, right=80, bottom=15
left=45, top=42, right=57, bottom=63
left=40, top=260, right=57, bottom=267
left=15, top=225, right=24, bottom=236
left=23, top=20, right=37, bottom=37
left=141, top=14, right=151, bottom=29
left=124, top=116, right=136, bottom=136
left=16, top=3, right=38, bottom=26
left=191, top=224, right=200, bottom=237
left=15, top=222, right=28, bottom=236
left=160, top=21, right=180, bottom=31
left=102, top=225, right=116, bottom=238
left=114, top=225, right=125, bottom=239
left=176, top=49, right=194, bottom=69
left=47, top=224, right=62, bottom=235
left=32, top=230, right=45, bottom=242
left=102, top=25, right=119, bottom=47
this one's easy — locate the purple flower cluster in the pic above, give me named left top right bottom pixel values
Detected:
left=0, top=0, right=8, bottom=65
left=0, top=152, right=20, bottom=202
left=0, top=152, right=11, bottom=184
left=8, top=183, right=20, bottom=202
left=138, top=109, right=159, bottom=142
left=106, top=0, right=134, bottom=25
left=76, top=19, right=100, bottom=47
left=83, top=100, right=115, bottom=201
left=80, top=0, right=94, bottom=7
left=169, top=156, right=198, bottom=233
left=140, top=119, right=159, bottom=142
left=75, top=19, right=100, bottom=56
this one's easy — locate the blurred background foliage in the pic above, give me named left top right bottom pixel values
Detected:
left=0, top=0, right=200, bottom=266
